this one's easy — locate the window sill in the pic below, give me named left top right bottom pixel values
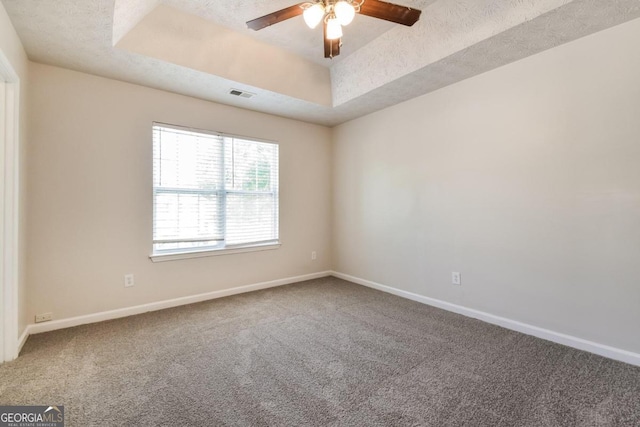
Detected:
left=149, top=243, right=281, bottom=263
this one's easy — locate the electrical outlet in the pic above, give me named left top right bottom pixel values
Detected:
left=35, top=312, right=53, bottom=323
left=311, top=251, right=317, bottom=260
left=452, top=272, right=461, bottom=285
left=124, top=274, right=135, bottom=288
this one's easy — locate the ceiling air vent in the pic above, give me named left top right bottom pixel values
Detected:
left=229, top=89, right=255, bottom=99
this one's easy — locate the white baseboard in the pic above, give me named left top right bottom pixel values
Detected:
left=21, top=269, right=639, bottom=367
left=17, top=328, right=29, bottom=354
left=24, top=271, right=332, bottom=338
left=331, top=271, right=640, bottom=367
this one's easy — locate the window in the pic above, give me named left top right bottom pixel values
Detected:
left=152, top=123, right=279, bottom=258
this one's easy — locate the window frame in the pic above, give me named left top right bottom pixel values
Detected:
left=150, top=122, right=280, bottom=262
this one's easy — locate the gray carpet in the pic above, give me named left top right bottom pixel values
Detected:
left=1, top=277, right=639, bottom=426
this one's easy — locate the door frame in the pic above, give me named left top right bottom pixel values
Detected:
left=0, top=50, right=21, bottom=362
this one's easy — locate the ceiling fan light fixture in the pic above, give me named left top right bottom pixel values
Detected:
left=334, top=1, right=356, bottom=26
left=247, top=0, right=422, bottom=59
left=303, top=3, right=325, bottom=29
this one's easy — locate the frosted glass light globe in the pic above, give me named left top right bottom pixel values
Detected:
left=303, top=3, right=325, bottom=29
left=326, top=16, right=343, bottom=40
left=334, top=1, right=355, bottom=26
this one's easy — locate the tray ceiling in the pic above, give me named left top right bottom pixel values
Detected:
left=2, top=0, right=640, bottom=126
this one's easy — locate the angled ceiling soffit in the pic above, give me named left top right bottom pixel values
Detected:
left=112, top=0, right=160, bottom=46
left=330, top=0, right=579, bottom=107
left=114, top=4, right=332, bottom=106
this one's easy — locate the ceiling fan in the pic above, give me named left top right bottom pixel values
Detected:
left=246, top=0, right=422, bottom=59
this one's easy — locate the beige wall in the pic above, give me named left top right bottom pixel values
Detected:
left=27, top=63, right=332, bottom=321
left=333, top=18, right=640, bottom=354
left=0, top=2, right=29, bottom=339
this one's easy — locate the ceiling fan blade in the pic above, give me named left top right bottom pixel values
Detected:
left=359, top=0, right=422, bottom=26
left=323, top=22, right=341, bottom=59
left=246, top=4, right=305, bottom=31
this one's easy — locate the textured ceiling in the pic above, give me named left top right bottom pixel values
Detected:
left=2, top=0, right=640, bottom=126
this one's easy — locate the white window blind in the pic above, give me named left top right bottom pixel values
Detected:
left=152, top=123, right=279, bottom=254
